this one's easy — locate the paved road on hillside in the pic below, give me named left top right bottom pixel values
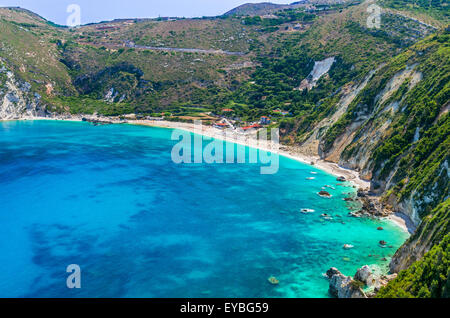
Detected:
left=124, top=41, right=246, bottom=56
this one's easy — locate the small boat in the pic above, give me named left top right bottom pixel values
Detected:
left=343, top=244, right=354, bottom=250
left=301, top=208, right=315, bottom=214
left=306, top=177, right=315, bottom=180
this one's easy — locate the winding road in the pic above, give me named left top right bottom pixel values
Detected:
left=124, top=41, right=246, bottom=56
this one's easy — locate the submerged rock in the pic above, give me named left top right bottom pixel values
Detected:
left=268, top=276, right=279, bottom=285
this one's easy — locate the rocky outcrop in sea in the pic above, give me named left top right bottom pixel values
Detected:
left=326, top=265, right=398, bottom=298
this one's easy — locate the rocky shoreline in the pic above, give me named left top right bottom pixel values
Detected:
left=349, top=188, right=416, bottom=234
left=326, top=265, right=398, bottom=298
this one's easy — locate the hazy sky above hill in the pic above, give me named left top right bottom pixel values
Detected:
left=0, top=0, right=291, bottom=25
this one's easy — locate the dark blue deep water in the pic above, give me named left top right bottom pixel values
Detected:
left=0, top=120, right=408, bottom=297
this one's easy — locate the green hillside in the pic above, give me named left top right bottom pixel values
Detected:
left=377, top=200, right=449, bottom=298
left=379, top=0, right=449, bottom=26
left=224, top=2, right=436, bottom=129
left=0, top=8, right=74, bottom=96
left=325, top=30, right=449, bottom=214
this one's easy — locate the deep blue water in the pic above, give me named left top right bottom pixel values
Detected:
left=0, top=120, right=408, bottom=298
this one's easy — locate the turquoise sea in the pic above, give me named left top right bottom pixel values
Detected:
left=0, top=120, right=409, bottom=298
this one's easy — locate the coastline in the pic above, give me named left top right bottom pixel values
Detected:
left=130, top=120, right=413, bottom=234
left=129, top=119, right=371, bottom=188
left=387, top=212, right=417, bottom=234
left=1, top=116, right=411, bottom=233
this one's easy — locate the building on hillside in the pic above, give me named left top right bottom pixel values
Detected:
left=241, top=124, right=262, bottom=132
left=260, top=116, right=271, bottom=125
left=273, top=109, right=290, bottom=116
left=214, top=122, right=229, bottom=129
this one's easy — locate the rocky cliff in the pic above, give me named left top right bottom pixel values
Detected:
left=282, top=29, right=449, bottom=295
left=320, top=31, right=448, bottom=226
left=378, top=230, right=449, bottom=298
left=0, top=59, right=48, bottom=119
left=315, top=31, right=449, bottom=281
left=390, top=200, right=449, bottom=273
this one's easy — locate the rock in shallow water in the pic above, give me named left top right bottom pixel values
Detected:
left=326, top=268, right=367, bottom=298
left=268, top=276, right=279, bottom=285
left=326, top=267, right=341, bottom=279
left=354, top=265, right=376, bottom=287
left=327, top=265, right=398, bottom=297
left=318, top=190, right=332, bottom=198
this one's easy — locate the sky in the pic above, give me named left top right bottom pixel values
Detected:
left=0, top=0, right=292, bottom=25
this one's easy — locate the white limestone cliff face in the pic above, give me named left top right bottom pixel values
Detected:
left=300, top=70, right=377, bottom=159
left=317, top=65, right=432, bottom=224
left=0, top=62, right=47, bottom=120
left=387, top=158, right=449, bottom=228
left=298, top=57, right=335, bottom=91
left=104, top=87, right=118, bottom=103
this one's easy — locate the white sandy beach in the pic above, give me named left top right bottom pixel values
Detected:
left=130, top=119, right=371, bottom=187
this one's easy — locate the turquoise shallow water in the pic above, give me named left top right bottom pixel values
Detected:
left=0, top=120, right=408, bottom=298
